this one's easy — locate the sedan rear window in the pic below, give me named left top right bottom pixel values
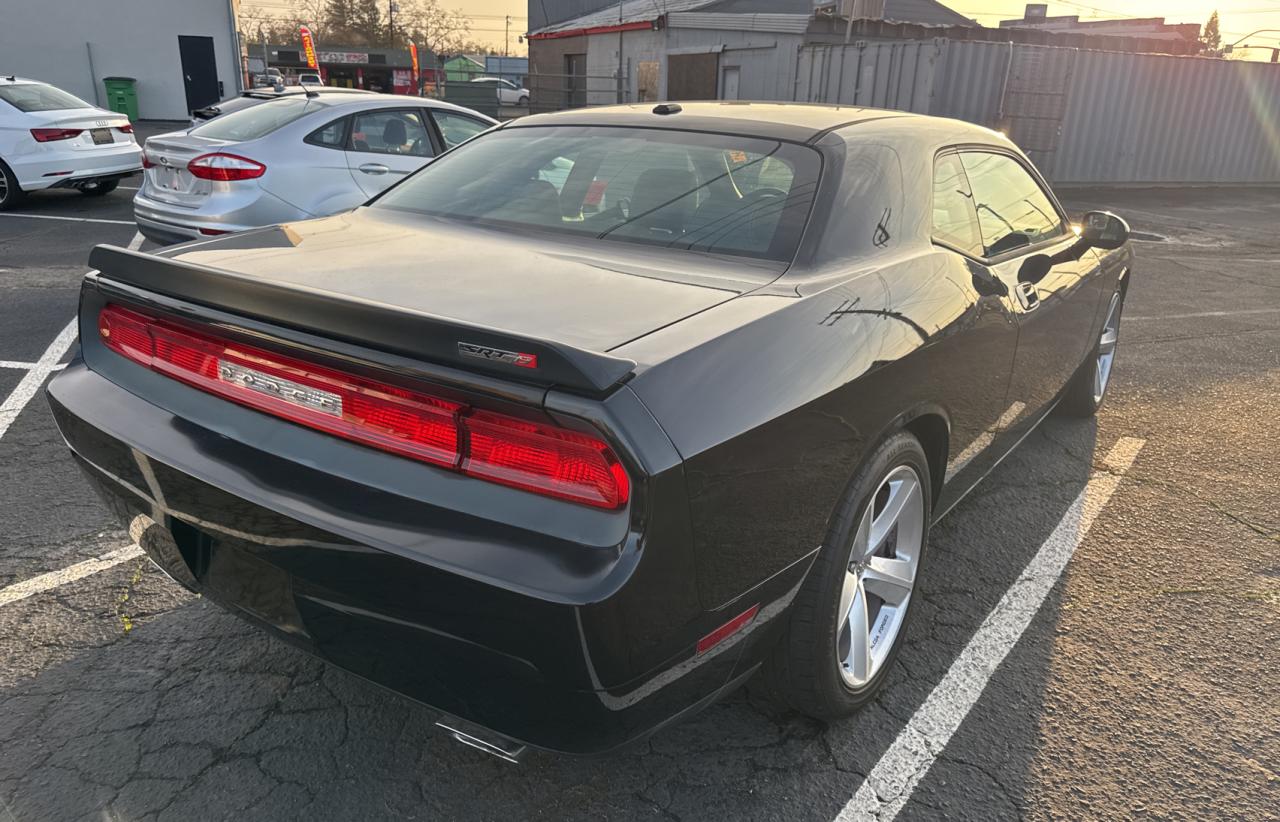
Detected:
left=373, top=126, right=821, bottom=262
left=0, top=83, right=91, bottom=112
left=189, top=97, right=326, bottom=142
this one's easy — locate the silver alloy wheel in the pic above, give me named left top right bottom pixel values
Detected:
left=837, top=464, right=925, bottom=689
left=1094, top=290, right=1122, bottom=403
left=0, top=170, right=8, bottom=204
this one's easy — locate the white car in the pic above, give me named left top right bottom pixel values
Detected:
left=469, top=77, right=529, bottom=106
left=0, top=76, right=142, bottom=210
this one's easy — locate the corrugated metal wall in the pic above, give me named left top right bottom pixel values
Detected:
left=796, top=38, right=1280, bottom=185
left=796, top=40, right=939, bottom=111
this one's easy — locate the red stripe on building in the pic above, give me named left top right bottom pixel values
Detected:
left=527, top=21, right=656, bottom=41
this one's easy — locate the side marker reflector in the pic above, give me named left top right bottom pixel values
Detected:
left=696, top=604, right=759, bottom=654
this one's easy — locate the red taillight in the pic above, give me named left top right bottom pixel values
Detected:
left=97, top=305, right=629, bottom=509
left=463, top=410, right=630, bottom=509
left=31, top=128, right=83, bottom=142
left=117, top=123, right=134, bottom=133
left=198, top=227, right=230, bottom=236
left=141, top=152, right=154, bottom=169
left=187, top=152, right=266, bottom=181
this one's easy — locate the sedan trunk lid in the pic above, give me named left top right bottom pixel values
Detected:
left=141, top=133, right=246, bottom=208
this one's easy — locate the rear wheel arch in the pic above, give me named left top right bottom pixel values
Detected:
left=901, top=410, right=950, bottom=509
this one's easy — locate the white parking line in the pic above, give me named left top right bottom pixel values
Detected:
left=1125, top=308, right=1280, bottom=321
left=0, top=545, right=144, bottom=608
left=0, top=318, right=78, bottom=440
left=0, top=233, right=139, bottom=441
left=0, top=212, right=134, bottom=226
left=0, top=360, right=39, bottom=370
left=836, top=436, right=1145, bottom=822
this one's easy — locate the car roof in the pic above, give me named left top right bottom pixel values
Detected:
left=242, top=86, right=375, bottom=97
left=318, top=94, right=498, bottom=120
left=509, top=101, right=1002, bottom=146
left=0, top=76, right=44, bottom=85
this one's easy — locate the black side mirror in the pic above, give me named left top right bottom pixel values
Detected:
left=1079, top=210, right=1129, bottom=251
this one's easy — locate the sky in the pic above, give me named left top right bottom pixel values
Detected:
left=241, top=1, right=1280, bottom=57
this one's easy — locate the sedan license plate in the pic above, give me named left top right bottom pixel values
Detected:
left=91, top=128, right=113, bottom=145
left=156, top=167, right=181, bottom=191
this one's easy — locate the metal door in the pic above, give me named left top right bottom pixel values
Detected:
left=564, top=54, right=587, bottom=108
left=721, top=66, right=740, bottom=100
left=178, top=35, right=220, bottom=114
left=996, top=45, right=1077, bottom=177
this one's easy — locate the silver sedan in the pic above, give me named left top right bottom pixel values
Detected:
left=134, top=93, right=495, bottom=245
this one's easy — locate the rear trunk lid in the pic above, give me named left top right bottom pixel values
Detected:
left=27, top=107, right=133, bottom=153
left=88, top=208, right=782, bottom=392
left=141, top=132, right=245, bottom=208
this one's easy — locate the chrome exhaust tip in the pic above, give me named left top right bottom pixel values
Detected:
left=435, top=717, right=527, bottom=763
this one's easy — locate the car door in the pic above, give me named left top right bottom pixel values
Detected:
left=344, top=107, right=435, bottom=198
left=262, top=114, right=369, bottom=217
left=928, top=151, right=1023, bottom=508
left=959, top=149, right=1105, bottom=430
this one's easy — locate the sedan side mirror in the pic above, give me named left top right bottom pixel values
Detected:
left=1078, top=210, right=1129, bottom=251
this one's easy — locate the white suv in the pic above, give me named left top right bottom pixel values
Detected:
left=0, top=76, right=142, bottom=210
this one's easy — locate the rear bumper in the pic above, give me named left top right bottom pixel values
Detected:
left=46, top=356, right=802, bottom=754
left=133, top=191, right=264, bottom=245
left=13, top=145, right=142, bottom=191
left=132, top=186, right=305, bottom=245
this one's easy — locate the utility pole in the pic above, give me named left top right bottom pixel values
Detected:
left=505, top=15, right=511, bottom=57
left=258, top=22, right=268, bottom=86
left=389, top=1, right=398, bottom=46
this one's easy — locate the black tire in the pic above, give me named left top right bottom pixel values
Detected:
left=81, top=179, right=119, bottom=197
left=518, top=96, right=529, bottom=106
left=1058, top=285, right=1125, bottom=418
left=0, top=159, right=26, bottom=211
left=763, top=430, right=933, bottom=719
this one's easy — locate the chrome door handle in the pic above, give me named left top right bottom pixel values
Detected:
left=358, top=163, right=390, bottom=175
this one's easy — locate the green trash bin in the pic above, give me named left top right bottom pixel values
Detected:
left=102, top=77, right=139, bottom=122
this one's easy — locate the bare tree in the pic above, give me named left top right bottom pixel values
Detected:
left=395, top=0, right=476, bottom=53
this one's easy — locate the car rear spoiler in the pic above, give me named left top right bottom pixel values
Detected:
left=86, top=244, right=637, bottom=396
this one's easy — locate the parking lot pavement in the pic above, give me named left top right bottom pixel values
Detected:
left=0, top=180, right=1276, bottom=821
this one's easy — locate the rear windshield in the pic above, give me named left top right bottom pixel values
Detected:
left=0, top=83, right=91, bottom=112
left=189, top=97, right=325, bottom=141
left=373, top=125, right=821, bottom=262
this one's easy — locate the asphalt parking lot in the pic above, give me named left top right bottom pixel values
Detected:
left=1, top=130, right=1276, bottom=820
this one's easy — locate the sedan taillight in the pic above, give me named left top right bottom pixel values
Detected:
left=97, top=305, right=630, bottom=509
left=187, top=153, right=266, bottom=181
left=31, top=128, right=83, bottom=142
left=117, top=123, right=134, bottom=133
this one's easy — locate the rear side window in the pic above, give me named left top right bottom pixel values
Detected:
left=190, top=97, right=323, bottom=142
left=931, top=153, right=983, bottom=257
left=0, top=83, right=91, bottom=112
left=305, top=117, right=349, bottom=149
left=960, top=151, right=1065, bottom=257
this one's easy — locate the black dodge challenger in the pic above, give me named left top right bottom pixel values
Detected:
left=47, top=102, right=1131, bottom=757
